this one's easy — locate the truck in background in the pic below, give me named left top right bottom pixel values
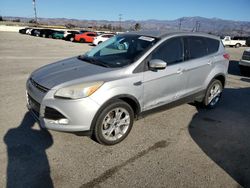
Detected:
left=221, top=36, right=246, bottom=48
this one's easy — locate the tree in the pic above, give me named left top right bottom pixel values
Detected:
left=65, top=23, right=76, bottom=29
left=134, top=23, right=141, bottom=31
left=0, top=16, right=3, bottom=21
left=29, top=19, right=37, bottom=24
left=107, top=24, right=112, bottom=31
left=13, top=19, right=20, bottom=22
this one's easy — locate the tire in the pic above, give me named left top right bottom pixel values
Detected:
left=235, top=43, right=241, bottom=48
left=93, top=99, right=134, bottom=145
left=98, top=41, right=102, bottom=45
left=203, top=79, right=223, bottom=109
left=42, top=34, right=46, bottom=38
left=48, top=35, right=52, bottom=38
left=79, top=38, right=85, bottom=43
left=70, top=37, right=74, bottom=42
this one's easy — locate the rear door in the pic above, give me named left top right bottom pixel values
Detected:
left=181, top=36, right=217, bottom=95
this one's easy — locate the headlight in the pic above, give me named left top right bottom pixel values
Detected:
left=54, top=81, right=104, bottom=99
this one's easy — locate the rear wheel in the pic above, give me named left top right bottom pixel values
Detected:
left=42, top=34, right=46, bottom=38
left=235, top=43, right=241, bottom=48
left=203, top=79, right=223, bottom=109
left=93, top=100, right=134, bottom=145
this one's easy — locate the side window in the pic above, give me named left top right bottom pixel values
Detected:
left=225, top=36, right=230, bottom=41
left=206, top=38, right=219, bottom=54
left=151, top=37, right=184, bottom=66
left=188, top=37, right=208, bottom=59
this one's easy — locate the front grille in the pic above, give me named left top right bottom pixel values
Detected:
left=44, top=107, right=66, bottom=120
left=242, top=51, right=250, bottom=61
left=30, top=78, right=49, bottom=93
left=28, top=94, right=40, bottom=114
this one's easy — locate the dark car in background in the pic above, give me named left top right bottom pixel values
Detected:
left=19, top=28, right=31, bottom=34
left=31, top=29, right=41, bottom=37
left=39, top=29, right=59, bottom=38
left=52, top=30, right=65, bottom=39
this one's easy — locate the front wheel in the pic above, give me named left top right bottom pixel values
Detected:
left=203, top=79, right=223, bottom=109
left=93, top=100, right=134, bottom=145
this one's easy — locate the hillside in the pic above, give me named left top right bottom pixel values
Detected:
left=2, top=16, right=250, bottom=36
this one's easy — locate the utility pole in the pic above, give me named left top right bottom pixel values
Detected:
left=193, top=21, right=200, bottom=32
left=197, top=22, right=201, bottom=32
left=178, top=18, right=183, bottom=30
left=32, top=0, right=38, bottom=23
left=119, top=14, right=122, bottom=31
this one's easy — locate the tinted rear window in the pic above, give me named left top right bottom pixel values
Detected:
left=206, top=38, right=219, bottom=54
left=87, top=34, right=96, bottom=36
left=188, top=36, right=207, bottom=59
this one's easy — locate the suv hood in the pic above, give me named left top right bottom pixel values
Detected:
left=30, top=57, right=114, bottom=89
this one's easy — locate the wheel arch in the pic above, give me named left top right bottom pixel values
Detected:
left=213, top=74, right=226, bottom=88
left=89, top=94, right=141, bottom=132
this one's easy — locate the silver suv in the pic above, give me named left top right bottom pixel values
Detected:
left=26, top=31, right=229, bottom=145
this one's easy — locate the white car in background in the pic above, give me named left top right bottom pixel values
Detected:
left=92, top=33, right=115, bottom=45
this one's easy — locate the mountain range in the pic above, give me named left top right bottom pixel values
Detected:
left=3, top=16, right=250, bottom=36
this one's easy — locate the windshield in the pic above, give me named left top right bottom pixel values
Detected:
left=82, top=34, right=158, bottom=68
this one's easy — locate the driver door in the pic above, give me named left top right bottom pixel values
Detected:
left=142, top=37, right=186, bottom=111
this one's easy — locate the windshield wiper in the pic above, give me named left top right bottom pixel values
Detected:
left=77, top=55, right=110, bottom=68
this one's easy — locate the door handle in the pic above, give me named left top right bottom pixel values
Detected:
left=133, top=81, right=142, bottom=86
left=207, top=60, right=213, bottom=65
left=177, top=69, right=183, bottom=74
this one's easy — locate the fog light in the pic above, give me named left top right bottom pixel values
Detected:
left=58, top=118, right=69, bottom=125
left=48, top=118, right=69, bottom=125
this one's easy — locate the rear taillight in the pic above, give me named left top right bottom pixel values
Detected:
left=223, top=53, right=230, bottom=60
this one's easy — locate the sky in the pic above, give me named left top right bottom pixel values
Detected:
left=1, top=0, right=250, bottom=21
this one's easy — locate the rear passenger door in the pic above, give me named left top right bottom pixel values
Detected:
left=181, top=36, right=215, bottom=95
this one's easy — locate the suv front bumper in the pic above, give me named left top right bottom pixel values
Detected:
left=26, top=79, right=101, bottom=132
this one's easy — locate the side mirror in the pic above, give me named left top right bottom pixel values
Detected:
left=149, top=59, right=167, bottom=70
